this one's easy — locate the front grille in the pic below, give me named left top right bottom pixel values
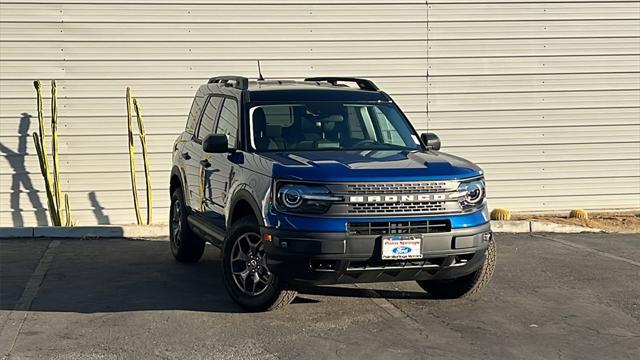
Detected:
left=348, top=220, right=451, bottom=236
left=346, top=181, right=451, bottom=195
left=347, top=201, right=447, bottom=215
left=322, top=180, right=464, bottom=216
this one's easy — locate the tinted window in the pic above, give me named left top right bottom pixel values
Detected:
left=346, top=106, right=365, bottom=140
left=185, top=96, right=205, bottom=134
left=372, top=107, right=404, bottom=144
left=250, top=102, right=420, bottom=151
left=196, top=96, right=223, bottom=141
left=216, top=98, right=239, bottom=148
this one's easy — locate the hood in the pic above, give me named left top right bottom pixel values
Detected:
left=260, top=150, right=482, bottom=182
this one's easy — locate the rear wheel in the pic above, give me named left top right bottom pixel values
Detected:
left=169, top=188, right=205, bottom=263
left=417, top=239, right=496, bottom=299
left=222, top=216, right=297, bottom=311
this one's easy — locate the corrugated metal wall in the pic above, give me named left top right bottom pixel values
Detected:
left=0, top=0, right=638, bottom=226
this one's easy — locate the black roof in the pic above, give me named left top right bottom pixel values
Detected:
left=207, top=76, right=389, bottom=102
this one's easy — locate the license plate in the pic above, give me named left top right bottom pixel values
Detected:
left=381, top=235, right=423, bottom=260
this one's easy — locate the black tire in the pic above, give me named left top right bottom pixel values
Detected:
left=417, top=239, right=497, bottom=299
left=222, top=216, right=297, bottom=311
left=169, top=188, right=205, bottom=263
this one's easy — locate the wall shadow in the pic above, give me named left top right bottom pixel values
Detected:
left=0, top=113, right=48, bottom=226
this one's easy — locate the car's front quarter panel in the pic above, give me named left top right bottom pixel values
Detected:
left=227, top=153, right=276, bottom=228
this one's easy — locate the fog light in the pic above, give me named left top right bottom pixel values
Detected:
left=482, top=232, right=492, bottom=242
left=262, top=233, right=272, bottom=242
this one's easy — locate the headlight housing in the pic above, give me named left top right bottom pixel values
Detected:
left=275, top=183, right=342, bottom=214
left=458, top=179, right=486, bottom=210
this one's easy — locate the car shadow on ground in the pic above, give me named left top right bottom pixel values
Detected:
left=0, top=239, right=428, bottom=314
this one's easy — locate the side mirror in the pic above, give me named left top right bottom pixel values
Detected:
left=202, top=134, right=229, bottom=153
left=421, top=132, right=441, bottom=151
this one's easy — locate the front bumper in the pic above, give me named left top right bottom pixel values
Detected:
left=262, top=222, right=492, bottom=285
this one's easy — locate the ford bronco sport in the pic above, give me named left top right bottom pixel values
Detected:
left=170, top=76, right=496, bottom=311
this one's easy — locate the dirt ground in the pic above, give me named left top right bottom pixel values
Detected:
left=512, top=212, right=640, bottom=233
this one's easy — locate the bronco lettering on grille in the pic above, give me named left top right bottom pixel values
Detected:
left=348, top=193, right=451, bottom=203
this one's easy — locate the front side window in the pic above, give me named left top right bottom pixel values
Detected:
left=249, top=102, right=420, bottom=152
left=195, top=96, right=223, bottom=142
left=216, top=98, right=239, bottom=148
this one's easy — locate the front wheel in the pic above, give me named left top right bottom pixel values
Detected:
left=417, top=239, right=497, bottom=299
left=222, top=216, right=297, bottom=311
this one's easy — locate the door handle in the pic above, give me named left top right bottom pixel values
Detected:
left=181, top=152, right=191, bottom=160
left=200, top=159, right=211, bottom=168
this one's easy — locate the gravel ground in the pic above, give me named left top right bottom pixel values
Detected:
left=0, top=233, right=638, bottom=360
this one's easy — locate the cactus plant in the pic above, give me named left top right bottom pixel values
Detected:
left=126, top=87, right=153, bottom=225
left=490, top=208, right=511, bottom=221
left=569, top=209, right=589, bottom=220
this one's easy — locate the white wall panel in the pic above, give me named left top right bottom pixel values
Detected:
left=427, top=1, right=640, bottom=213
left=1, top=0, right=639, bottom=227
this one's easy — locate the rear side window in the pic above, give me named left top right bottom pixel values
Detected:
left=196, top=96, right=223, bottom=141
left=185, top=96, right=205, bottom=134
left=216, top=98, right=239, bottom=148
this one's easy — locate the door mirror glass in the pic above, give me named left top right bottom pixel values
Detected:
left=421, top=132, right=441, bottom=151
left=202, top=134, right=229, bottom=153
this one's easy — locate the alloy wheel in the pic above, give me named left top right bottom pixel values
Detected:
left=171, top=199, right=182, bottom=248
left=230, top=232, right=272, bottom=296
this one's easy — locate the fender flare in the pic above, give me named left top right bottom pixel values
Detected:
left=227, top=188, right=265, bottom=228
left=170, top=165, right=189, bottom=207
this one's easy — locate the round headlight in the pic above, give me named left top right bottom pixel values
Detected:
left=275, top=183, right=340, bottom=214
left=279, top=186, right=303, bottom=208
left=458, top=179, right=485, bottom=207
left=465, top=182, right=484, bottom=204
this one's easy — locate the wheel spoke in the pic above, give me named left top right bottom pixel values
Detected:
left=231, top=248, right=249, bottom=263
left=234, top=267, right=250, bottom=278
left=238, top=235, right=252, bottom=254
left=241, top=273, right=250, bottom=292
left=251, top=272, right=261, bottom=293
left=256, top=270, right=269, bottom=284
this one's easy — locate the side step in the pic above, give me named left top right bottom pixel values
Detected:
left=187, top=215, right=225, bottom=247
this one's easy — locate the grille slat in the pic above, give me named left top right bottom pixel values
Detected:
left=348, top=220, right=451, bottom=236
left=348, top=201, right=447, bottom=215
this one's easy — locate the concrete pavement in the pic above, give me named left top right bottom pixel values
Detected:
left=0, top=233, right=638, bottom=359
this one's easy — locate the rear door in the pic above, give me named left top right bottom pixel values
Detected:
left=183, top=95, right=223, bottom=212
left=202, top=97, right=240, bottom=230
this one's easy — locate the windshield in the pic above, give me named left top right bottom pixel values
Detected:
left=249, top=102, right=422, bottom=152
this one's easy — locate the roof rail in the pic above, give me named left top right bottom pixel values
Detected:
left=208, top=76, right=249, bottom=90
left=304, top=77, right=379, bottom=91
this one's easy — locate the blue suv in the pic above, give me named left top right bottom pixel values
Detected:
left=170, top=76, right=496, bottom=311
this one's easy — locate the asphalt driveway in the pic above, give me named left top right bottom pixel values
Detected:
left=0, top=233, right=638, bottom=359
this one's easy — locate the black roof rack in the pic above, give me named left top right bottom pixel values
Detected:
left=208, top=76, right=249, bottom=90
left=304, top=77, right=379, bottom=91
